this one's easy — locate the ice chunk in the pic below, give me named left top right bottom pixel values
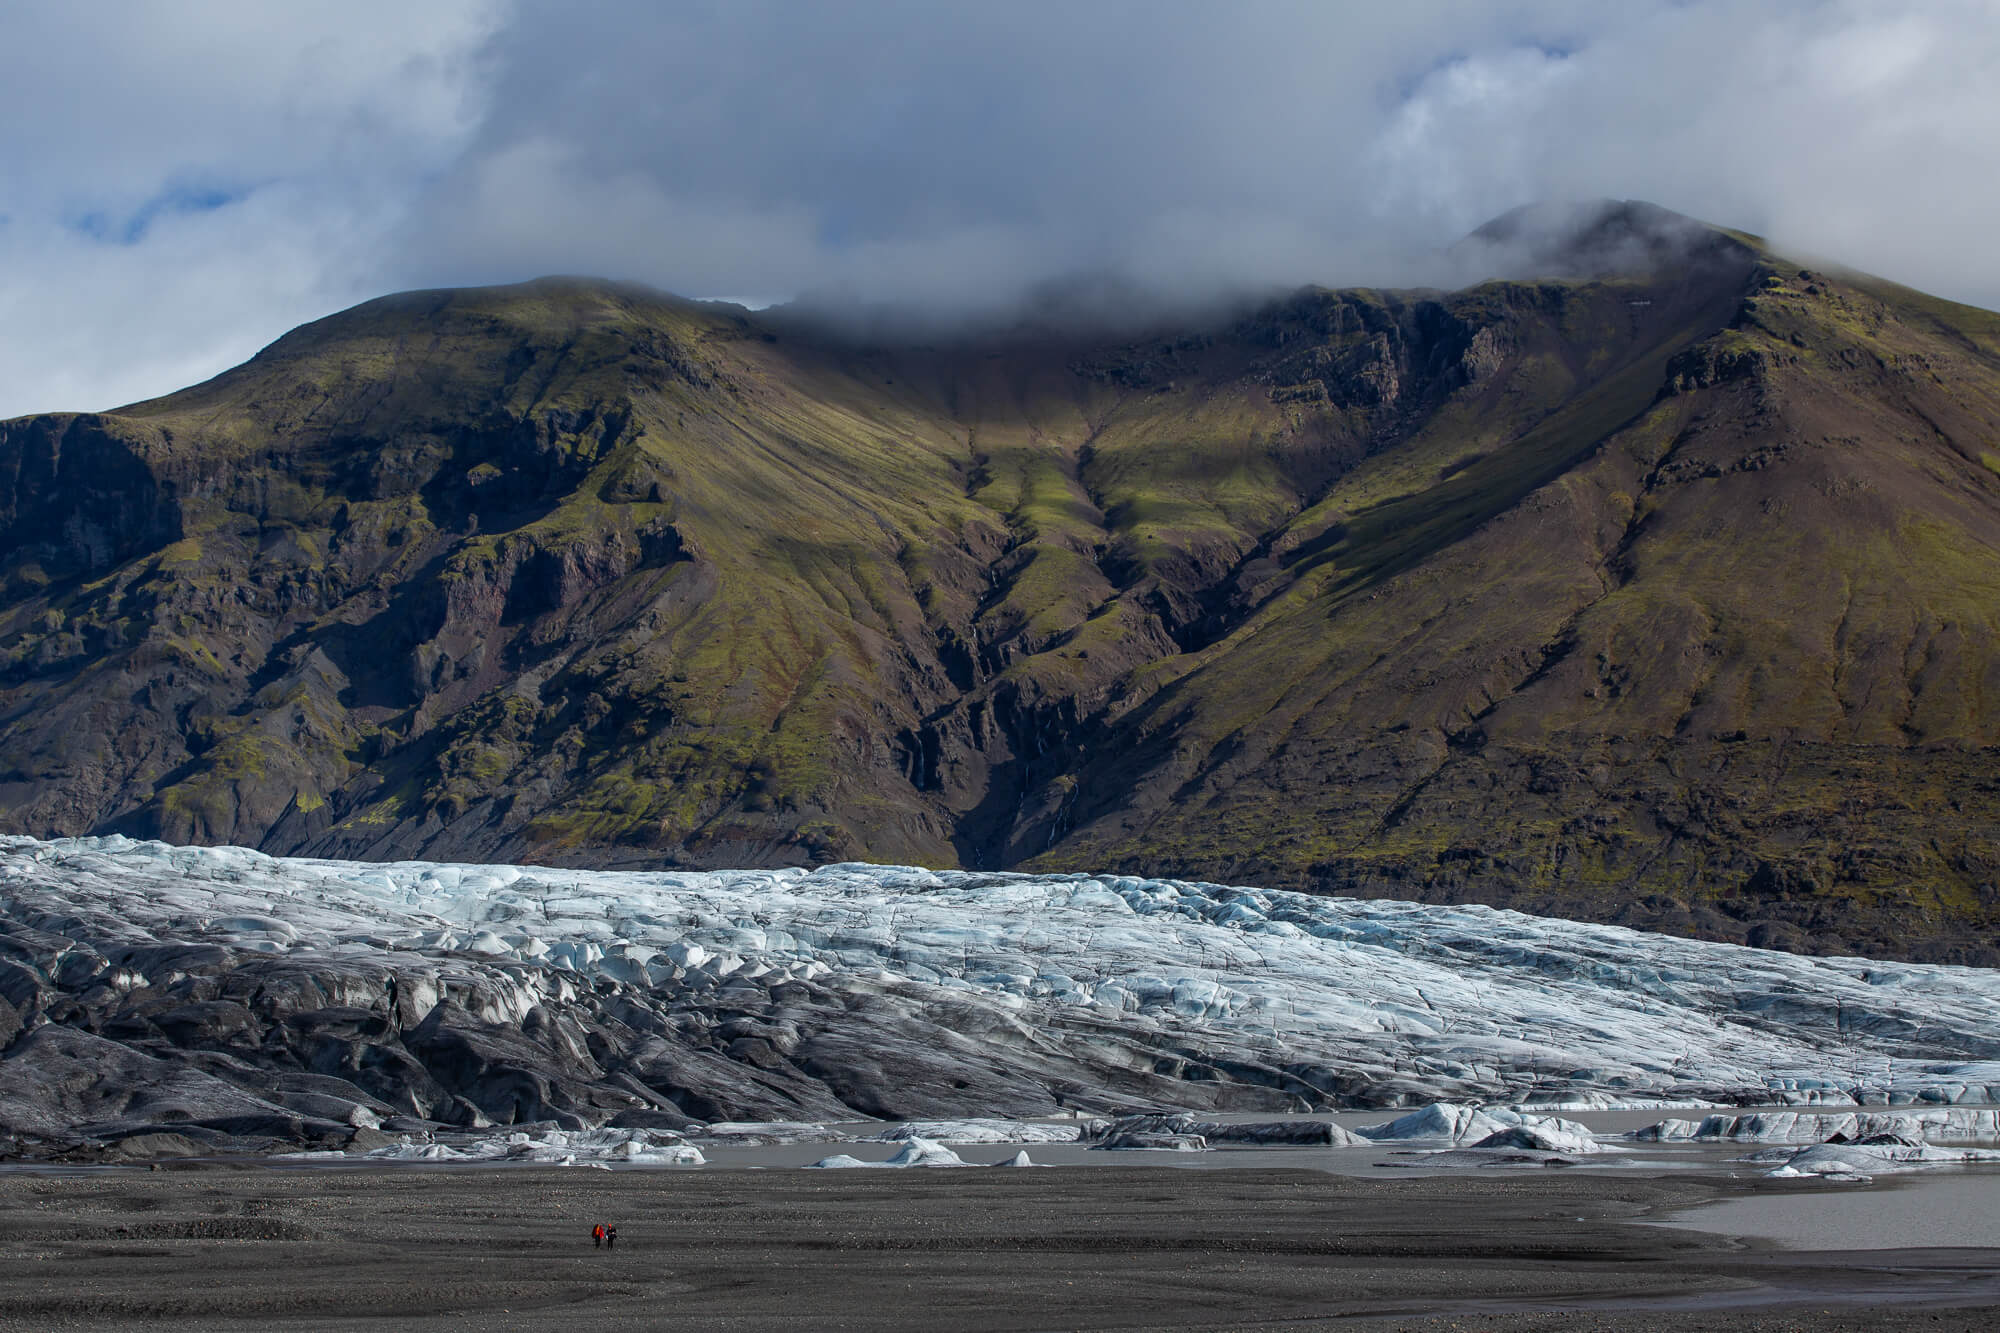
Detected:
left=1094, top=1130, right=1207, bottom=1152
left=805, top=1154, right=871, bottom=1169
left=1629, top=1108, right=2000, bottom=1144
left=698, top=1122, right=839, bottom=1145
left=866, top=1119, right=1085, bottom=1145
left=1751, top=1140, right=2000, bottom=1177
left=1379, top=1146, right=1591, bottom=1169
left=1357, top=1104, right=1602, bottom=1147
left=1083, top=1113, right=1361, bottom=1149
left=357, top=1127, right=702, bottom=1167
left=1510, top=1095, right=1720, bottom=1112
left=808, top=1138, right=965, bottom=1168
left=1627, top=1118, right=1701, bottom=1142
left=366, top=1142, right=474, bottom=1162
left=604, top=1141, right=705, bottom=1165
left=1469, top=1125, right=1610, bottom=1155
left=1199, top=1120, right=1365, bottom=1147
left=882, top=1138, right=965, bottom=1167
left=1357, top=1104, right=1510, bottom=1143
left=1089, top=1117, right=1211, bottom=1151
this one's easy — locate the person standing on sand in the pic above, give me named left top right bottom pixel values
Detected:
left=606, top=1225, right=618, bottom=1250
left=592, top=1223, right=605, bottom=1249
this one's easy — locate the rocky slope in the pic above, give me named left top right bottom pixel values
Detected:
left=4, top=202, right=2000, bottom=961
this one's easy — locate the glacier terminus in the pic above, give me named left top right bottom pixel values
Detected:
left=3, top=835, right=1998, bottom=1166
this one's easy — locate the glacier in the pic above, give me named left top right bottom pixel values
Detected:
left=1628, top=1108, right=2000, bottom=1144
left=3, top=835, right=2000, bottom=1157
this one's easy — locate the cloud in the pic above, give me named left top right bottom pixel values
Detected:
left=2, top=1, right=1998, bottom=416
left=1367, top=0, right=2000, bottom=308
left=390, top=3, right=1582, bottom=307
left=0, top=0, right=501, bottom=416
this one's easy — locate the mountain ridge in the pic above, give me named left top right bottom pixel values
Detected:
left=5, top=202, right=2000, bottom=962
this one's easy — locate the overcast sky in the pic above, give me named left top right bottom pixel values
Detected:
left=3, top=0, right=1997, bottom=418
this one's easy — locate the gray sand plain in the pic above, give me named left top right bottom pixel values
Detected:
left=1, top=1166, right=1997, bottom=1331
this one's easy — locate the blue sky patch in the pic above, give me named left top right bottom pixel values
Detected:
left=64, top=182, right=250, bottom=246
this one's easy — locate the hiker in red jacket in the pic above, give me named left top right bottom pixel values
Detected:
left=592, top=1223, right=605, bottom=1249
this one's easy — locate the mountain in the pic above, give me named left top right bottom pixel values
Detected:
left=4, top=201, right=2000, bottom=962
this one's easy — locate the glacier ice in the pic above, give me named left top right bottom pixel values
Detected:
left=1629, top=1108, right=2000, bottom=1143
left=1750, top=1139, right=2000, bottom=1179
left=808, top=1138, right=966, bottom=1168
left=1088, top=1113, right=1365, bottom=1149
left=1355, top=1103, right=1599, bottom=1146
left=3, top=835, right=2000, bottom=1152
left=696, top=1122, right=842, bottom=1145
left=1466, top=1124, right=1611, bottom=1155
left=866, top=1119, right=1091, bottom=1145
left=356, top=1127, right=706, bottom=1166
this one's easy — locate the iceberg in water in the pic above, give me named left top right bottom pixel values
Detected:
left=1751, top=1137, right=2000, bottom=1180
left=1628, top=1108, right=2000, bottom=1144
left=1088, top=1113, right=1365, bottom=1150
left=1466, top=1124, right=1611, bottom=1155
left=1356, top=1103, right=1599, bottom=1147
left=360, top=1128, right=705, bottom=1166
left=808, top=1138, right=966, bottom=1168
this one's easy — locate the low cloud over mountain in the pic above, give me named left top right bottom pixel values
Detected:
left=4, top=2, right=2000, bottom=417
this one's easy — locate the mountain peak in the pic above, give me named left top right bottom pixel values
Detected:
left=1455, top=198, right=1756, bottom=282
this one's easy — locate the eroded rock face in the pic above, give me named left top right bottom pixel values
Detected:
left=0, top=415, right=182, bottom=583
left=2, top=836, right=1998, bottom=1155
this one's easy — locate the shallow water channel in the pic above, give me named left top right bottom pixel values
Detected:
left=683, top=1103, right=2000, bottom=1252
left=16, top=1102, right=2000, bottom=1255
left=1653, top=1171, right=2000, bottom=1250
left=690, top=1104, right=1971, bottom=1176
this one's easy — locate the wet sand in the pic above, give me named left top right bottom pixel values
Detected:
left=0, top=1166, right=1994, bottom=1331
